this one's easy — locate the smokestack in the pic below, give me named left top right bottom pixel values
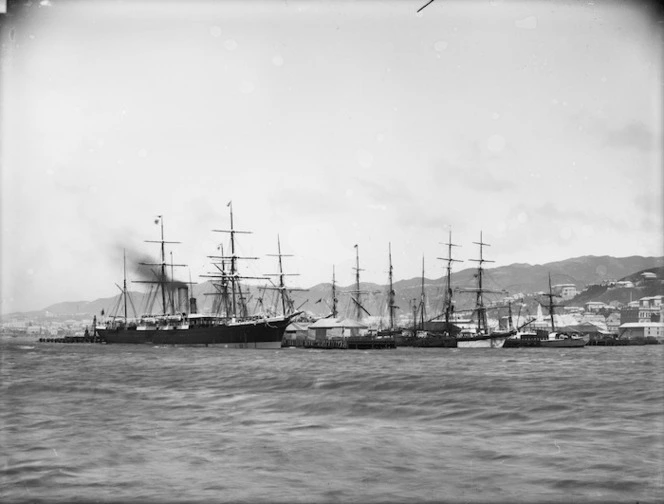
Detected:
left=177, top=287, right=188, bottom=313
left=189, top=297, right=197, bottom=314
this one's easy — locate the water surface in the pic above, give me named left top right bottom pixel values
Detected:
left=2, top=336, right=662, bottom=503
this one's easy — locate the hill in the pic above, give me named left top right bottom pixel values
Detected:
left=16, top=255, right=662, bottom=321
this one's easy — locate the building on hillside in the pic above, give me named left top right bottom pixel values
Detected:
left=605, top=312, right=622, bottom=333
left=581, top=313, right=609, bottom=331
left=619, top=322, right=664, bottom=342
left=620, top=307, right=639, bottom=325
left=638, top=295, right=663, bottom=323
left=639, top=272, right=658, bottom=285
left=553, top=284, right=577, bottom=300
left=585, top=301, right=607, bottom=313
left=614, top=280, right=635, bottom=288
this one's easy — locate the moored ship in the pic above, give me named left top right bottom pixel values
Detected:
left=97, top=205, right=294, bottom=348
left=455, top=232, right=515, bottom=349
left=536, top=273, right=586, bottom=348
left=99, top=314, right=291, bottom=348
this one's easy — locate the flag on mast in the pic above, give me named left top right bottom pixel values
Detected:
left=227, top=201, right=232, bottom=207
left=154, top=215, right=161, bottom=225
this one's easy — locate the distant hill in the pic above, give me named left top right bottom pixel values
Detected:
left=566, top=266, right=664, bottom=307
left=15, top=255, right=661, bottom=321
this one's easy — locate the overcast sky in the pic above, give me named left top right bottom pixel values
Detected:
left=1, top=0, right=662, bottom=314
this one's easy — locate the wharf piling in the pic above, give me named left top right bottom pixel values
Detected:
left=283, top=336, right=396, bottom=350
left=38, top=335, right=105, bottom=344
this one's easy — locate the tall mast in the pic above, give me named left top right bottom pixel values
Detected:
left=469, top=231, right=494, bottom=334
left=170, top=251, right=176, bottom=314
left=139, top=215, right=185, bottom=316
left=123, top=249, right=128, bottom=320
left=411, top=298, right=418, bottom=334
left=508, top=300, right=514, bottom=331
left=388, top=243, right=396, bottom=330
left=354, top=244, right=362, bottom=321
left=265, top=235, right=303, bottom=316
left=219, top=245, right=229, bottom=316
left=160, top=217, right=165, bottom=314
left=545, top=273, right=558, bottom=332
left=419, top=256, right=426, bottom=330
left=229, top=204, right=238, bottom=317
left=206, top=202, right=264, bottom=319
left=332, top=265, right=338, bottom=318
left=277, top=236, right=286, bottom=315
left=207, top=243, right=230, bottom=317
left=437, top=230, right=462, bottom=330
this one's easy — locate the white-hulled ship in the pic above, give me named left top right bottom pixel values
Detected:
left=456, top=232, right=515, bottom=349
left=97, top=205, right=294, bottom=348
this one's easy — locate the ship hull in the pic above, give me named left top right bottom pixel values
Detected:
left=397, top=335, right=458, bottom=348
left=540, top=339, right=586, bottom=348
left=97, top=318, right=290, bottom=348
left=456, top=334, right=510, bottom=349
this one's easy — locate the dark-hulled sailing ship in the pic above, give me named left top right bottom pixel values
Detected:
left=97, top=204, right=294, bottom=348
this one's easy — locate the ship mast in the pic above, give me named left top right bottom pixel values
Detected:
left=437, top=230, right=462, bottom=331
left=265, top=235, right=304, bottom=316
left=419, top=256, right=426, bottom=330
left=332, top=265, right=338, bottom=318
left=469, top=231, right=494, bottom=335
left=354, top=244, right=362, bottom=320
left=137, top=216, right=186, bottom=316
left=205, top=202, right=266, bottom=319
left=111, top=248, right=137, bottom=321
left=346, top=244, right=373, bottom=321
left=542, top=273, right=561, bottom=332
left=388, top=243, right=396, bottom=331
left=123, top=249, right=128, bottom=320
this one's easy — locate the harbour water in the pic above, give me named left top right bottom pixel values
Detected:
left=1, top=336, right=663, bottom=503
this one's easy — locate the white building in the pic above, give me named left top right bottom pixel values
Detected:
left=638, top=295, right=663, bottom=323
left=553, top=284, right=577, bottom=300
left=619, top=322, right=664, bottom=342
left=585, top=301, right=607, bottom=313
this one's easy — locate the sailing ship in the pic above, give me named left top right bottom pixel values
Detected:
left=539, top=273, right=586, bottom=348
left=400, top=252, right=458, bottom=348
left=97, top=205, right=294, bottom=348
left=411, top=231, right=463, bottom=347
left=456, top=232, right=515, bottom=348
left=305, top=245, right=394, bottom=349
left=378, top=242, right=402, bottom=338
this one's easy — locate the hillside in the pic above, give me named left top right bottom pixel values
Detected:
left=19, top=255, right=662, bottom=320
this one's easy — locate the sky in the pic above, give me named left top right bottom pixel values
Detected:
left=1, top=0, right=662, bottom=314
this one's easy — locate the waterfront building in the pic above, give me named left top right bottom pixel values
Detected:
left=605, top=312, right=622, bottom=333
left=308, top=317, right=367, bottom=339
left=619, top=322, right=664, bottom=342
left=638, top=295, right=663, bottom=323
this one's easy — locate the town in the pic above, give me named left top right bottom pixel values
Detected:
left=3, top=268, right=662, bottom=346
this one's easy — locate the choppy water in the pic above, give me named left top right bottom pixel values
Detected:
left=1, top=336, right=663, bottom=503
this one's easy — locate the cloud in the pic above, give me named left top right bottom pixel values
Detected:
left=604, top=122, right=657, bottom=151
left=569, top=110, right=657, bottom=153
